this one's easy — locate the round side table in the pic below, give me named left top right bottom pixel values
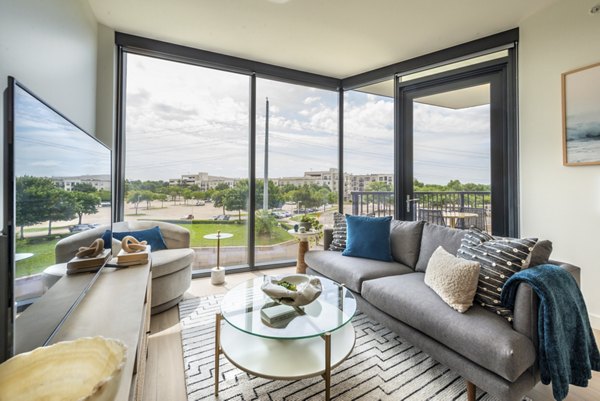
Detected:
left=287, top=229, right=319, bottom=274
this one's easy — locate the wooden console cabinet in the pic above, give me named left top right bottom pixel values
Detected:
left=18, top=261, right=152, bottom=401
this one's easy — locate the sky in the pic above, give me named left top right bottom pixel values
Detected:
left=124, top=53, right=490, bottom=185
left=14, top=85, right=111, bottom=178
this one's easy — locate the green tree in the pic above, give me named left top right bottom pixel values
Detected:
left=138, top=190, right=155, bottom=210
left=182, top=189, right=194, bottom=205
left=155, top=193, right=168, bottom=208
left=127, top=190, right=143, bottom=215
left=365, top=181, right=392, bottom=192
left=73, top=191, right=101, bottom=224
left=71, top=182, right=97, bottom=193
left=97, top=189, right=111, bottom=202
left=223, top=185, right=248, bottom=220
left=46, top=190, right=77, bottom=235
left=255, top=210, right=278, bottom=237
left=15, top=176, right=55, bottom=239
left=167, top=186, right=183, bottom=204
left=255, top=179, right=284, bottom=210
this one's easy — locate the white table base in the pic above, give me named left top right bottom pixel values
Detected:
left=215, top=314, right=355, bottom=400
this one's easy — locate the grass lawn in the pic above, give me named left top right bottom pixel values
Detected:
left=179, top=222, right=293, bottom=247
left=15, top=236, right=64, bottom=278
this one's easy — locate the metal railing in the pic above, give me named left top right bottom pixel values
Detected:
left=350, top=190, right=491, bottom=230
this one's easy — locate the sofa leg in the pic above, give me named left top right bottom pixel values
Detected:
left=466, top=380, right=476, bottom=401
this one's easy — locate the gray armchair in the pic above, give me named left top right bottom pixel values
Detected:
left=55, top=220, right=194, bottom=314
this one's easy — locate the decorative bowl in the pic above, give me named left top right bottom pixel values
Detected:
left=261, top=274, right=322, bottom=307
left=0, top=336, right=127, bottom=401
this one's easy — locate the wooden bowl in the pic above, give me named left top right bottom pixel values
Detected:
left=0, top=336, right=126, bottom=401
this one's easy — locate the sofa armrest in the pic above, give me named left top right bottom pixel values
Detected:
left=323, top=228, right=333, bottom=251
left=512, top=260, right=581, bottom=346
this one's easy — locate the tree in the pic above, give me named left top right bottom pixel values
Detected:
left=223, top=185, right=248, bottom=220
left=212, top=190, right=226, bottom=214
left=46, top=190, right=77, bottom=235
left=71, top=182, right=97, bottom=193
left=167, top=186, right=182, bottom=204
left=97, top=189, right=111, bottom=202
left=255, top=210, right=278, bottom=237
left=15, top=176, right=55, bottom=239
left=182, top=189, right=194, bottom=205
left=365, top=181, right=392, bottom=192
left=73, top=191, right=101, bottom=224
left=255, top=179, right=284, bottom=210
left=155, top=193, right=168, bottom=208
left=138, top=190, right=155, bottom=210
left=127, top=190, right=143, bottom=215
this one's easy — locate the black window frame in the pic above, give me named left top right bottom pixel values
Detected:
left=114, top=29, right=519, bottom=277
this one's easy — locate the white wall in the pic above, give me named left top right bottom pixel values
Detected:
left=0, top=0, right=98, bottom=226
left=519, top=0, right=600, bottom=328
left=0, top=0, right=98, bottom=134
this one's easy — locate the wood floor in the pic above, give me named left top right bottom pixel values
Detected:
left=143, top=267, right=600, bottom=401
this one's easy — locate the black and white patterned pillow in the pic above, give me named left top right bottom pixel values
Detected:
left=457, top=228, right=537, bottom=321
left=329, top=212, right=346, bottom=252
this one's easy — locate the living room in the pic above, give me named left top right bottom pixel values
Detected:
left=1, top=1, right=599, bottom=400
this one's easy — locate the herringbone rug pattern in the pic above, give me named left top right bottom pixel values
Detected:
left=179, top=295, right=496, bottom=401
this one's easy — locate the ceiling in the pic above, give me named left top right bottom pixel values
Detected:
left=87, top=0, right=558, bottom=79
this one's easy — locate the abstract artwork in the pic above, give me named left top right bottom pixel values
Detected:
left=562, top=62, right=600, bottom=166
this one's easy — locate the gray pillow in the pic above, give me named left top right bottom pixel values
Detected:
left=525, top=239, right=553, bottom=268
left=425, top=246, right=480, bottom=313
left=415, top=223, right=467, bottom=272
left=390, top=220, right=425, bottom=269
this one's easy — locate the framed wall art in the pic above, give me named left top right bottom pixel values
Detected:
left=562, top=62, right=600, bottom=166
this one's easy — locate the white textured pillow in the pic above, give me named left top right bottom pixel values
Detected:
left=424, top=246, right=480, bottom=313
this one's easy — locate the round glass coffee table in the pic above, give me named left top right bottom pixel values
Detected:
left=215, top=275, right=357, bottom=400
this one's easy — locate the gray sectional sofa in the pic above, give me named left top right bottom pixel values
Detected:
left=305, top=220, right=581, bottom=401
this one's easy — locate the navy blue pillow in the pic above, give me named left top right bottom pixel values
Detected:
left=102, top=226, right=168, bottom=252
left=342, top=215, right=392, bottom=262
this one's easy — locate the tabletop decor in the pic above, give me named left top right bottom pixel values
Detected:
left=0, top=336, right=126, bottom=401
left=562, top=61, right=600, bottom=166
left=261, top=274, right=322, bottom=307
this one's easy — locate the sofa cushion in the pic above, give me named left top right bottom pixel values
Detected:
left=424, top=246, right=480, bottom=313
left=103, top=226, right=168, bottom=251
left=329, top=212, right=347, bottom=252
left=415, top=223, right=467, bottom=272
left=305, top=250, right=412, bottom=293
left=390, top=220, right=424, bottom=269
left=342, top=215, right=392, bottom=262
left=361, top=273, right=536, bottom=382
left=458, top=229, right=537, bottom=321
left=151, top=248, right=195, bottom=279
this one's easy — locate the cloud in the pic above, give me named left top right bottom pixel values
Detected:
left=304, top=96, right=321, bottom=105
left=121, top=54, right=490, bottom=184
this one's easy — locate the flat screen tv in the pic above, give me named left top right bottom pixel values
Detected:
left=1, top=77, right=112, bottom=362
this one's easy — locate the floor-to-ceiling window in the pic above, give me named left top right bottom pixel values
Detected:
left=123, top=53, right=250, bottom=272
left=344, top=81, right=395, bottom=217
left=255, top=78, right=338, bottom=264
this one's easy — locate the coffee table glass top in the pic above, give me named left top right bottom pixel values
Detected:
left=221, top=276, right=356, bottom=340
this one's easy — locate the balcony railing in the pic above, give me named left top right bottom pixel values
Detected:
left=351, top=190, right=491, bottom=231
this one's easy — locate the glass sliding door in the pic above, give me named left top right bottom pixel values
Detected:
left=411, top=84, right=492, bottom=232
left=255, top=78, right=338, bottom=265
left=399, top=60, right=515, bottom=236
left=123, top=53, right=250, bottom=272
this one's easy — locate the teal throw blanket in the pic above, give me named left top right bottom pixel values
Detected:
left=501, top=264, right=600, bottom=401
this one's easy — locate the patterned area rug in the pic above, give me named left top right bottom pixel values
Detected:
left=179, top=295, right=497, bottom=401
